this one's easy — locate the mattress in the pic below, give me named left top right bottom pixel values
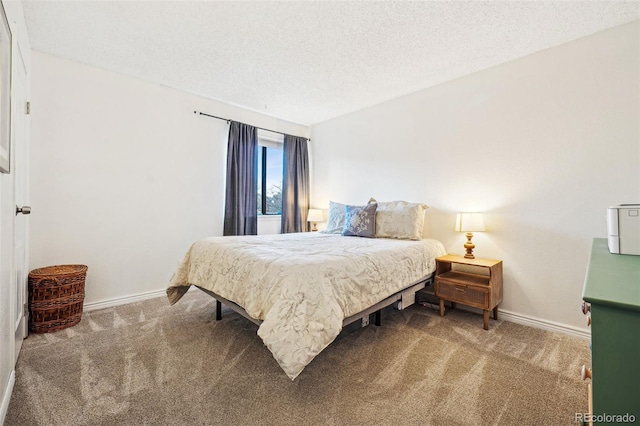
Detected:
left=167, top=232, right=446, bottom=379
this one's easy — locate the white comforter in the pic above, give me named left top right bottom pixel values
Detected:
left=167, top=232, right=446, bottom=379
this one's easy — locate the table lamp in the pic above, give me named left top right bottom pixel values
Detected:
left=455, top=212, right=485, bottom=259
left=307, top=209, right=324, bottom=232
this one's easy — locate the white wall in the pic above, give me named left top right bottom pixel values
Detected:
left=27, top=20, right=640, bottom=334
left=29, top=52, right=307, bottom=306
left=310, top=21, right=640, bottom=332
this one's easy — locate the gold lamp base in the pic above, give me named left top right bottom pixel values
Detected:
left=464, top=232, right=476, bottom=259
left=311, top=222, right=318, bottom=232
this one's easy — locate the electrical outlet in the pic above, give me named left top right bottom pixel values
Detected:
left=361, top=315, right=369, bottom=327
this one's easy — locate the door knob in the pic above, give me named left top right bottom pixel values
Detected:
left=16, top=205, right=31, bottom=215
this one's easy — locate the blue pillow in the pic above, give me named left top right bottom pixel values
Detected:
left=342, top=203, right=377, bottom=238
left=321, top=200, right=348, bottom=234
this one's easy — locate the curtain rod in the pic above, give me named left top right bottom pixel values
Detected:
left=193, top=110, right=310, bottom=141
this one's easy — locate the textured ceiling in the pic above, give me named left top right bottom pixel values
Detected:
left=23, top=1, right=640, bottom=125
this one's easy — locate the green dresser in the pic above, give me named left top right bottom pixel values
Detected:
left=582, top=238, right=640, bottom=424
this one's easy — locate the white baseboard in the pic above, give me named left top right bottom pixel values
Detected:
left=499, top=309, right=590, bottom=340
left=0, top=370, right=15, bottom=425
left=442, top=303, right=591, bottom=340
left=81, top=288, right=591, bottom=341
left=83, top=289, right=167, bottom=312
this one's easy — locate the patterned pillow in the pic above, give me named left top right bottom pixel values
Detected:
left=322, top=201, right=348, bottom=234
left=372, top=200, right=428, bottom=240
left=342, top=203, right=377, bottom=238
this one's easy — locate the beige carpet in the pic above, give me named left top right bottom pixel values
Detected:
left=5, top=288, right=590, bottom=425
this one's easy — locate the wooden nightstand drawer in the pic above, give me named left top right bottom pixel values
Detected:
left=436, top=274, right=489, bottom=309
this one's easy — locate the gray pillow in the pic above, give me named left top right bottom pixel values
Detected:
left=342, top=203, right=377, bottom=238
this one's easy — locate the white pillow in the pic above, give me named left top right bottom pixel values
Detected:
left=322, top=201, right=348, bottom=234
left=373, top=200, right=428, bottom=240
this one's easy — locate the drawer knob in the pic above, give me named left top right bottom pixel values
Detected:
left=587, top=316, right=591, bottom=326
left=581, top=365, right=592, bottom=381
left=581, top=301, right=590, bottom=315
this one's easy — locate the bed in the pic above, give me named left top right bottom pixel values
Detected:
left=167, top=231, right=446, bottom=380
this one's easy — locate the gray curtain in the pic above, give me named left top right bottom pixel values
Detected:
left=281, top=135, right=310, bottom=233
left=223, top=121, right=258, bottom=236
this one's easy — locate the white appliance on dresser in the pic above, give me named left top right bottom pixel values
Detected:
left=606, top=204, right=640, bottom=255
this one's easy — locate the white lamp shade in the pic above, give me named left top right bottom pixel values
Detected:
left=455, top=212, right=485, bottom=232
left=307, top=209, right=324, bottom=222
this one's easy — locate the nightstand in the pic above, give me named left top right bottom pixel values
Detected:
left=435, top=254, right=503, bottom=330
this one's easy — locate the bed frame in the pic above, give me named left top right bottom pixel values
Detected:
left=197, top=272, right=434, bottom=328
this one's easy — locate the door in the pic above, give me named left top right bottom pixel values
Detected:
left=0, top=115, right=13, bottom=365
left=12, top=40, right=29, bottom=363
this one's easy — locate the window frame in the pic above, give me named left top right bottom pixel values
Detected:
left=257, top=131, right=284, bottom=216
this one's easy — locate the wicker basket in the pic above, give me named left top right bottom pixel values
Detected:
left=28, top=264, right=88, bottom=333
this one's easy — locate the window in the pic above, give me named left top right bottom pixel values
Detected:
left=257, top=132, right=283, bottom=215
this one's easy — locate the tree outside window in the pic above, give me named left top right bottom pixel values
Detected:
left=257, top=142, right=283, bottom=215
